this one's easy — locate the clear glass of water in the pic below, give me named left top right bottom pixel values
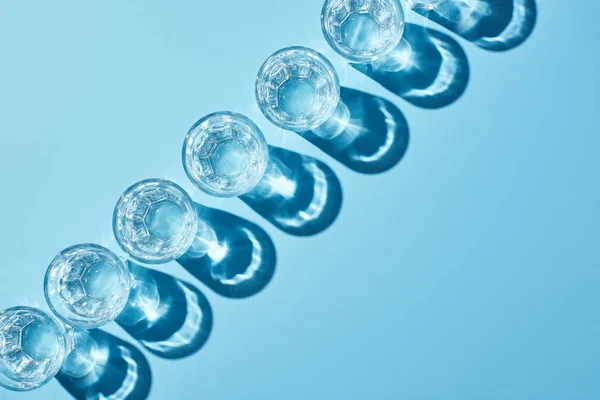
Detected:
left=182, top=112, right=269, bottom=198
left=0, top=307, right=69, bottom=391
left=113, top=179, right=198, bottom=264
left=256, top=46, right=340, bottom=132
left=321, top=0, right=405, bottom=63
left=44, top=244, right=133, bottom=329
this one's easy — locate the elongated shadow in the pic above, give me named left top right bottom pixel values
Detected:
left=301, top=87, right=409, bottom=174
left=352, top=23, right=469, bottom=109
left=414, top=0, right=536, bottom=51
left=56, top=329, right=152, bottom=400
left=115, top=263, right=213, bottom=359
left=177, top=203, right=276, bottom=298
left=240, top=146, right=342, bottom=236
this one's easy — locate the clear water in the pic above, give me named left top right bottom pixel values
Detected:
left=0, top=307, right=67, bottom=391
left=45, top=244, right=132, bottom=329
left=20, top=320, right=61, bottom=361
left=321, top=0, right=405, bottom=63
left=80, top=261, right=123, bottom=300
left=211, top=140, right=250, bottom=177
left=113, top=179, right=198, bottom=263
left=145, top=200, right=185, bottom=241
left=183, top=112, right=268, bottom=197
left=341, top=13, right=382, bottom=52
left=278, top=78, right=317, bottom=117
left=256, top=47, right=340, bottom=131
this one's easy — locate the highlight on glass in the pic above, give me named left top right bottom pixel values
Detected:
left=182, top=112, right=269, bottom=198
left=321, top=0, right=405, bottom=63
left=44, top=244, right=133, bottom=329
left=113, top=179, right=199, bottom=264
left=256, top=46, right=341, bottom=133
left=0, top=307, right=69, bottom=391
left=404, top=0, right=443, bottom=10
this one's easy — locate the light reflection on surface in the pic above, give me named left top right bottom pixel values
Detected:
left=241, top=146, right=342, bottom=236
left=347, top=98, right=397, bottom=165
left=300, top=88, right=409, bottom=174
left=416, top=0, right=537, bottom=51
left=138, top=282, right=205, bottom=356
left=178, top=205, right=276, bottom=298
left=272, top=159, right=330, bottom=230
left=474, top=0, right=536, bottom=50
left=400, top=36, right=461, bottom=101
left=116, top=264, right=212, bottom=360
left=351, top=24, right=469, bottom=109
left=56, top=329, right=151, bottom=400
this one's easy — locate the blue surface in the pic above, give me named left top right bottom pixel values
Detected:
left=1, top=0, right=599, bottom=399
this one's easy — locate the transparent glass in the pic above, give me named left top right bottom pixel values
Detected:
left=321, top=0, right=405, bottom=63
left=44, top=244, right=133, bottom=329
left=418, top=0, right=478, bottom=23
left=60, top=328, right=99, bottom=379
left=0, top=307, right=69, bottom=391
left=404, top=0, right=443, bottom=10
left=256, top=47, right=340, bottom=132
left=113, top=179, right=198, bottom=264
left=182, top=112, right=269, bottom=198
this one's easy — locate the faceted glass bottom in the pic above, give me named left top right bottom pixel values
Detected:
left=45, top=244, right=132, bottom=328
left=0, top=307, right=67, bottom=391
left=113, top=179, right=198, bottom=264
left=256, top=47, right=340, bottom=132
left=183, top=112, right=268, bottom=197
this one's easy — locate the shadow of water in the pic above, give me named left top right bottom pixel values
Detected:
left=56, top=329, right=152, bottom=400
left=352, top=23, right=469, bottom=109
left=301, top=87, right=409, bottom=174
left=115, top=263, right=212, bottom=360
left=177, top=203, right=276, bottom=298
left=414, top=0, right=537, bottom=51
left=240, top=146, right=342, bottom=236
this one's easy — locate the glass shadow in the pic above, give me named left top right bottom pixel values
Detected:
left=414, top=0, right=537, bottom=51
left=300, top=87, right=409, bottom=174
left=115, top=263, right=213, bottom=360
left=177, top=203, right=277, bottom=298
left=240, top=146, right=343, bottom=237
left=352, top=23, right=469, bottom=109
left=56, top=329, right=152, bottom=400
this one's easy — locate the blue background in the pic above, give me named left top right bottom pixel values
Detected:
left=1, top=0, right=599, bottom=399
